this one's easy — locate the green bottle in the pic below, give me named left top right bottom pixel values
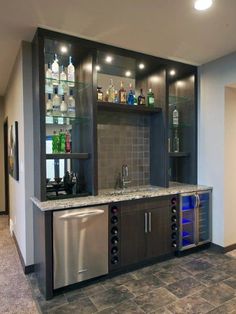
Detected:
left=147, top=88, right=155, bottom=107
left=59, top=129, right=66, bottom=152
left=52, top=131, right=60, bottom=153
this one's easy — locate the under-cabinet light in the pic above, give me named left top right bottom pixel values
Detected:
left=60, top=46, right=68, bottom=54
left=105, top=55, right=113, bottom=63
left=139, top=63, right=145, bottom=69
left=194, top=0, right=213, bottom=11
left=95, top=65, right=101, bottom=71
left=125, top=71, right=131, bottom=77
left=170, top=70, right=176, bottom=76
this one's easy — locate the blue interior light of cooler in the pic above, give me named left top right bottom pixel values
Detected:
left=182, top=218, right=192, bottom=224
left=182, top=239, right=192, bottom=247
left=182, top=231, right=191, bottom=238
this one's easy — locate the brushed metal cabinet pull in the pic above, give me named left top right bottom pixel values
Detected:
left=148, top=212, right=152, bottom=232
left=145, top=213, right=148, bottom=233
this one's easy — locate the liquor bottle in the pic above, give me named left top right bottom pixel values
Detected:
left=45, top=63, right=53, bottom=94
left=114, top=90, right=119, bottom=103
left=46, top=94, right=53, bottom=116
left=108, top=79, right=115, bottom=102
left=127, top=83, right=134, bottom=105
left=59, top=65, right=68, bottom=95
left=104, top=90, right=109, bottom=102
left=119, top=81, right=126, bottom=104
left=52, top=87, right=60, bottom=116
left=52, top=54, right=59, bottom=85
left=173, top=105, right=179, bottom=128
left=52, top=131, right=60, bottom=153
left=60, top=95, right=68, bottom=116
left=97, top=86, right=103, bottom=101
left=59, top=129, right=66, bottom=152
left=65, top=130, right=71, bottom=153
left=138, top=88, right=146, bottom=105
left=68, top=56, right=75, bottom=87
left=147, top=88, right=155, bottom=107
left=68, top=89, right=76, bottom=117
left=173, top=129, right=180, bottom=152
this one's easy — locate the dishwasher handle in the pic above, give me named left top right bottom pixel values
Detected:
left=59, top=209, right=105, bottom=220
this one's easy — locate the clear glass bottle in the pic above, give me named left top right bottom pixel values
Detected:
left=52, top=54, right=59, bottom=86
left=52, top=87, right=60, bottom=116
left=68, top=89, right=76, bottom=117
left=127, top=83, right=134, bottom=105
left=138, top=88, right=146, bottom=105
left=68, top=56, right=75, bottom=87
left=108, top=79, right=115, bottom=102
left=45, top=62, right=53, bottom=94
left=60, top=95, right=68, bottom=116
left=147, top=88, right=155, bottom=107
left=97, top=86, right=103, bottom=101
left=173, top=129, right=180, bottom=152
left=46, top=94, right=53, bottom=115
left=114, top=90, right=119, bottom=103
left=119, top=81, right=126, bottom=104
left=59, top=65, right=68, bottom=95
left=173, top=105, right=179, bottom=128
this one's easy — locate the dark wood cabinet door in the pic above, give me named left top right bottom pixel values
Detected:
left=146, top=206, right=172, bottom=259
left=120, top=208, right=146, bottom=267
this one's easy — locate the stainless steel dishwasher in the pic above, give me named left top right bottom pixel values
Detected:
left=53, top=205, right=108, bottom=289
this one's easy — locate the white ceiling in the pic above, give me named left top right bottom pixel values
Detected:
left=1, top=0, right=236, bottom=95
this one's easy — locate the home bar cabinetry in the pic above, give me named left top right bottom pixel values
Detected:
left=32, top=28, right=204, bottom=299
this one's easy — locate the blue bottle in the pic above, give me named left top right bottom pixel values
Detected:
left=127, top=83, right=134, bottom=105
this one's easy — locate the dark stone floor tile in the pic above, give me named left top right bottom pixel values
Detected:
left=207, top=296, right=236, bottom=314
left=197, top=282, right=236, bottom=307
left=181, top=259, right=213, bottom=275
left=166, top=276, right=205, bottom=299
left=129, top=264, right=159, bottom=280
left=154, top=265, right=191, bottom=285
left=224, top=277, right=236, bottom=289
left=102, top=273, right=134, bottom=290
left=47, top=296, right=97, bottom=314
left=98, top=299, right=145, bottom=314
left=149, top=307, right=172, bottom=314
left=124, top=275, right=164, bottom=297
left=200, top=253, right=231, bottom=266
left=134, top=287, right=177, bottom=312
left=36, top=293, right=68, bottom=312
left=90, top=285, right=134, bottom=312
left=64, top=288, right=86, bottom=302
left=167, top=295, right=214, bottom=314
left=194, top=268, right=230, bottom=286
left=216, top=260, right=236, bottom=276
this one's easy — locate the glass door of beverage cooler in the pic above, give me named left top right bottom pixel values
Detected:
left=197, top=191, right=212, bottom=245
left=180, top=194, right=197, bottom=250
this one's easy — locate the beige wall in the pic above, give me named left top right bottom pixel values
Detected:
left=0, top=96, right=5, bottom=211
left=4, top=41, right=34, bottom=265
left=224, top=87, right=236, bottom=246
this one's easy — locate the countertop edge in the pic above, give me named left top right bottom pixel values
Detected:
left=31, top=185, right=212, bottom=212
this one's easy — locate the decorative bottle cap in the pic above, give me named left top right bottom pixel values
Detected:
left=48, top=94, right=51, bottom=99
left=48, top=62, right=51, bottom=68
left=69, top=56, right=72, bottom=64
left=70, top=89, right=73, bottom=96
left=62, top=95, right=65, bottom=101
left=54, top=87, right=58, bottom=94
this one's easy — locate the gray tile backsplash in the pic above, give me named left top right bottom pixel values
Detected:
left=97, top=112, right=150, bottom=189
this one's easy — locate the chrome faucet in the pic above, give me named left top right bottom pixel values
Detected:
left=121, top=164, right=131, bottom=189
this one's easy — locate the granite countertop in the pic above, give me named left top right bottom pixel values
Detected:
left=31, top=183, right=212, bottom=211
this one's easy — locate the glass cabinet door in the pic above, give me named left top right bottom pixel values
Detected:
left=180, top=194, right=196, bottom=250
left=198, top=192, right=211, bottom=244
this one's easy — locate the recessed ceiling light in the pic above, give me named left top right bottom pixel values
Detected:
left=95, top=65, right=101, bottom=71
left=194, top=0, right=213, bottom=11
left=139, top=63, right=145, bottom=69
left=60, top=46, right=68, bottom=53
left=170, top=69, right=176, bottom=76
left=105, top=55, right=113, bottom=63
left=125, top=71, right=131, bottom=77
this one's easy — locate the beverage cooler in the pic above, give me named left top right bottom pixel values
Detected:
left=179, top=190, right=212, bottom=251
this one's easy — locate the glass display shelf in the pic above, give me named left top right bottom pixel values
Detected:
left=46, top=153, right=89, bottom=160
left=169, top=95, right=191, bottom=105
left=97, top=101, right=162, bottom=114
left=45, top=78, right=91, bottom=93
left=45, top=115, right=89, bottom=126
left=169, top=152, right=190, bottom=157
